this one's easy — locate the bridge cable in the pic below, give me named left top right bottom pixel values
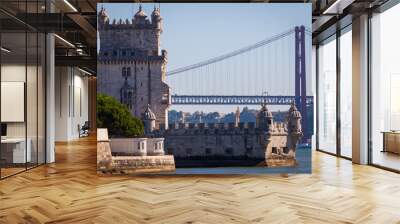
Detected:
left=166, top=28, right=295, bottom=76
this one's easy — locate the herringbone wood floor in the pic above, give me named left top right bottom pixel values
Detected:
left=1, top=136, right=400, bottom=224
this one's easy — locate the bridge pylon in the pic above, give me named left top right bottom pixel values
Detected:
left=295, top=25, right=308, bottom=142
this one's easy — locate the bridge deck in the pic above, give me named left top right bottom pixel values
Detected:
left=171, top=95, right=313, bottom=105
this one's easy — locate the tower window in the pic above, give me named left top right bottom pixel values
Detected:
left=122, top=67, right=126, bottom=77
left=272, top=147, right=277, bottom=154
left=225, top=148, right=233, bottom=155
left=283, top=147, right=289, bottom=154
left=246, top=147, right=253, bottom=154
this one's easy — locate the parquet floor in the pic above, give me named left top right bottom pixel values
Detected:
left=1, top=136, right=400, bottom=224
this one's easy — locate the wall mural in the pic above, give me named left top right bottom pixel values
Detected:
left=97, top=3, right=313, bottom=174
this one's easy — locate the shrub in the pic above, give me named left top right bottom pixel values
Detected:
left=97, top=94, right=144, bottom=137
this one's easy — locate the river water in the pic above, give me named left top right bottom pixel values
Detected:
left=172, top=147, right=312, bottom=174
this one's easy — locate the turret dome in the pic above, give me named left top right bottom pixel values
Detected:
left=289, top=102, right=301, bottom=118
left=152, top=6, right=160, bottom=17
left=257, top=103, right=273, bottom=119
left=98, top=6, right=109, bottom=28
left=143, top=104, right=156, bottom=120
left=98, top=6, right=108, bottom=17
left=135, top=5, right=147, bottom=18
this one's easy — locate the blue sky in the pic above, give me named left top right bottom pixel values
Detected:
left=100, top=3, right=310, bottom=71
left=99, top=3, right=312, bottom=113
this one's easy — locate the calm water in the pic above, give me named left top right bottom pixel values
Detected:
left=173, top=147, right=312, bottom=174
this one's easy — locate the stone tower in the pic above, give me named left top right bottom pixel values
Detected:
left=98, top=6, right=109, bottom=30
left=97, top=5, right=170, bottom=130
left=286, top=102, right=303, bottom=151
left=256, top=103, right=273, bottom=132
left=234, top=107, right=240, bottom=127
left=143, top=104, right=156, bottom=135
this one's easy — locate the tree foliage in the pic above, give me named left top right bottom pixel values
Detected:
left=97, top=94, right=144, bottom=137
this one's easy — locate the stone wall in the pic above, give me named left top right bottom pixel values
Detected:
left=109, top=137, right=165, bottom=156
left=98, top=21, right=161, bottom=54
left=97, top=129, right=175, bottom=174
left=111, top=156, right=175, bottom=174
left=161, top=122, right=291, bottom=159
left=97, top=59, right=170, bottom=129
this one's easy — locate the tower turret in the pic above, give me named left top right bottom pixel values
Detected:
left=235, top=107, right=240, bottom=127
left=281, top=101, right=303, bottom=164
left=143, top=104, right=156, bottom=135
left=287, top=101, right=302, bottom=134
left=256, top=103, right=273, bottom=132
left=98, top=6, right=109, bottom=29
left=134, top=5, right=148, bottom=25
left=151, top=6, right=162, bottom=30
left=178, top=111, right=185, bottom=124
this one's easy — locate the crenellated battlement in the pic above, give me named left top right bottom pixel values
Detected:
left=98, top=5, right=161, bottom=31
left=155, top=121, right=289, bottom=136
left=98, top=6, right=163, bottom=61
left=100, top=18, right=156, bottom=30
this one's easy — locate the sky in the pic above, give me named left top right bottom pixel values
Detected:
left=99, top=3, right=312, bottom=113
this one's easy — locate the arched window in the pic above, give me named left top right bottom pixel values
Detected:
left=120, top=66, right=134, bottom=110
left=122, top=67, right=127, bottom=77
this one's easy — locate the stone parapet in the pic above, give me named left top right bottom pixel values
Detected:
left=265, top=155, right=297, bottom=167
left=97, top=128, right=175, bottom=174
left=110, top=155, right=175, bottom=174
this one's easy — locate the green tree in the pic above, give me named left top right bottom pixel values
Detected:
left=97, top=94, right=144, bottom=137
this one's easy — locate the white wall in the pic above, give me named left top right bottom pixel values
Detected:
left=311, top=45, right=317, bottom=150
left=55, top=67, right=89, bottom=141
left=1, top=63, right=46, bottom=164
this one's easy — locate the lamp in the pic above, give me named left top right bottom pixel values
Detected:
left=78, top=67, right=93, bottom=76
left=323, top=0, right=355, bottom=15
left=54, top=34, right=75, bottom=48
left=63, top=0, right=78, bottom=12
left=1, top=47, right=11, bottom=53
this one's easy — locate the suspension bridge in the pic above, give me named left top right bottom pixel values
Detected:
left=166, top=26, right=312, bottom=137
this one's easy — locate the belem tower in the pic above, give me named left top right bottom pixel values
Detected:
left=144, top=102, right=303, bottom=167
left=97, top=6, right=303, bottom=167
left=97, top=6, right=170, bottom=129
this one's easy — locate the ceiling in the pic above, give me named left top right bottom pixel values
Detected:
left=0, top=0, right=395, bottom=74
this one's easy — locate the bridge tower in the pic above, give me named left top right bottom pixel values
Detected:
left=295, top=25, right=307, bottom=142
